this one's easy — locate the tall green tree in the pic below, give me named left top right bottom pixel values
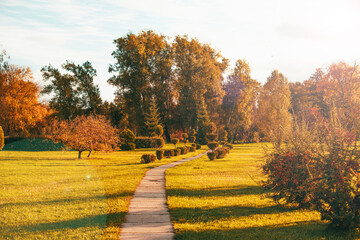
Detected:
left=196, top=98, right=213, bottom=144
left=173, top=35, right=229, bottom=130
left=222, top=59, right=259, bottom=141
left=108, top=30, right=175, bottom=137
left=257, top=70, right=292, bottom=146
left=41, top=61, right=102, bottom=120
left=144, top=98, right=162, bottom=137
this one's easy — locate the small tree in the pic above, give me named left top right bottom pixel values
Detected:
left=119, top=129, right=136, bottom=150
left=48, top=115, right=119, bottom=159
left=144, top=98, right=162, bottom=137
left=0, top=126, right=4, bottom=150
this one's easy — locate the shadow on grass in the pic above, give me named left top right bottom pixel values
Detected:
left=0, top=192, right=132, bottom=208
left=167, top=185, right=265, bottom=197
left=174, top=221, right=357, bottom=240
left=170, top=205, right=295, bottom=223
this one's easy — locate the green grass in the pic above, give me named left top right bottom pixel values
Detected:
left=0, top=143, right=204, bottom=239
left=166, top=143, right=360, bottom=240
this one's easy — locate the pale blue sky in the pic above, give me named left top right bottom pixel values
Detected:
left=1, top=0, right=360, bottom=102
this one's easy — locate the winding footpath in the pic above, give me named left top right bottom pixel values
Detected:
left=120, top=151, right=209, bottom=240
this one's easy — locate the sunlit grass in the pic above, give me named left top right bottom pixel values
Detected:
left=166, top=143, right=359, bottom=239
left=0, top=143, right=203, bottom=239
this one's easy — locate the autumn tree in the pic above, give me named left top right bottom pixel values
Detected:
left=108, top=30, right=175, bottom=138
left=0, top=126, right=4, bottom=150
left=0, top=50, right=48, bottom=136
left=222, top=59, right=259, bottom=142
left=257, top=70, right=292, bottom=146
left=47, top=115, right=118, bottom=159
left=41, top=61, right=102, bottom=120
left=315, top=62, right=360, bottom=134
left=173, top=35, right=229, bottom=130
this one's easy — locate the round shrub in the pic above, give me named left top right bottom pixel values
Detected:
left=164, top=149, right=175, bottom=158
left=223, top=146, right=230, bottom=154
left=206, top=133, right=218, bottom=142
left=120, top=142, right=136, bottom=151
left=196, top=144, right=201, bottom=150
left=156, top=149, right=164, bottom=160
left=152, top=138, right=165, bottom=149
left=0, top=126, right=4, bottom=150
left=120, top=129, right=135, bottom=143
left=141, top=154, right=156, bottom=163
left=215, top=148, right=227, bottom=159
left=207, top=142, right=219, bottom=150
left=174, top=148, right=181, bottom=156
left=177, top=147, right=185, bottom=155
left=190, top=146, right=196, bottom=152
left=207, top=151, right=217, bottom=160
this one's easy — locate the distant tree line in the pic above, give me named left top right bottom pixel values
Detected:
left=1, top=30, right=360, bottom=148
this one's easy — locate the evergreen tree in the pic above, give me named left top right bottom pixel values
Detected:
left=196, top=99, right=212, bottom=144
left=144, top=98, right=162, bottom=137
left=0, top=126, right=4, bottom=150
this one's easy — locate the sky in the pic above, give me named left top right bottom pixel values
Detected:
left=1, top=0, right=360, bottom=102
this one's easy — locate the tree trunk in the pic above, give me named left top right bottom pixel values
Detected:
left=164, top=124, right=171, bottom=143
left=87, top=150, right=92, bottom=158
left=78, top=151, right=82, bottom=159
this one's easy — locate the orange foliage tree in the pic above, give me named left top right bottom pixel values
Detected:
left=0, top=50, right=48, bottom=136
left=47, top=115, right=119, bottom=159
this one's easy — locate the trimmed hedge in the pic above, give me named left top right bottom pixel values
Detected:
left=120, top=143, right=136, bottom=151
left=207, top=151, right=217, bottom=160
left=196, top=144, right=201, bottom=150
left=156, top=150, right=164, bottom=160
left=140, top=154, right=156, bottom=163
left=190, top=146, right=196, bottom=152
left=120, top=129, right=135, bottom=143
left=207, top=142, right=219, bottom=150
left=135, top=137, right=165, bottom=148
left=215, top=148, right=227, bottom=159
left=164, top=149, right=175, bottom=158
left=174, top=148, right=181, bottom=156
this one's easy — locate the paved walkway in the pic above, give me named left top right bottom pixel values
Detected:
left=119, top=151, right=209, bottom=240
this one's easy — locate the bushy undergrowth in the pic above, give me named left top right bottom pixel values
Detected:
left=263, top=115, right=360, bottom=231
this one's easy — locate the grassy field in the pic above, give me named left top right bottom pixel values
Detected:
left=0, top=141, right=204, bottom=239
left=166, top=143, right=359, bottom=240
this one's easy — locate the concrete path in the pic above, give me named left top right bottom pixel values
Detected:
left=120, top=151, right=208, bottom=240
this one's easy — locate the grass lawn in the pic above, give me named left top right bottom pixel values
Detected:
left=0, top=141, right=204, bottom=239
left=166, top=143, right=360, bottom=240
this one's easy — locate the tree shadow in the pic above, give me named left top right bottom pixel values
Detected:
left=167, top=185, right=265, bottom=197
left=174, top=221, right=357, bottom=240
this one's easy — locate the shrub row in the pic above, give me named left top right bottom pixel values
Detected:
left=120, top=142, right=136, bottom=151
left=207, top=146, right=231, bottom=160
left=135, top=137, right=165, bottom=149
left=140, top=154, right=156, bottom=163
